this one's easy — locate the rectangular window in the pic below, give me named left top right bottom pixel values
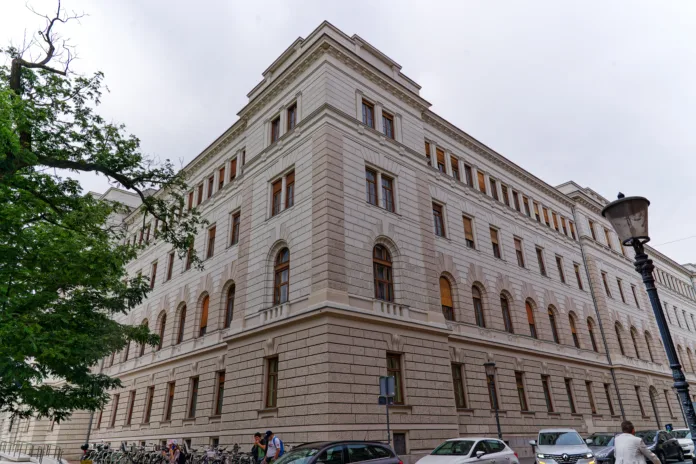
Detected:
left=574, top=263, right=584, bottom=290
left=490, top=178, right=499, bottom=200
left=513, top=191, right=521, bottom=211
left=463, top=216, right=475, bottom=249
left=393, top=433, right=407, bottom=456
left=552, top=213, right=559, bottom=231
left=433, top=203, right=445, bottom=237
left=271, top=179, right=282, bottom=216
left=218, top=167, right=225, bottom=190
left=208, top=175, right=214, bottom=199
left=515, top=372, right=528, bottom=411
left=145, top=224, right=151, bottom=243
left=635, top=386, right=646, bottom=417
left=387, top=353, right=404, bottom=405
left=536, top=247, right=546, bottom=276
left=424, top=141, right=431, bottom=165
left=586, top=381, right=597, bottom=414
left=207, top=226, right=216, bottom=259
left=565, top=378, right=576, bottom=413
left=684, top=310, right=690, bottom=331
left=451, top=155, right=460, bottom=181
left=502, top=185, right=510, bottom=206
left=617, top=278, right=626, bottom=303
left=230, top=212, right=240, bottom=246
left=126, top=390, right=135, bottom=425
left=477, top=171, right=486, bottom=194
left=543, top=207, right=550, bottom=227
left=589, top=219, right=597, bottom=240
left=487, top=373, right=498, bottom=410
left=523, top=197, right=531, bottom=216
left=197, top=184, right=203, bottom=205
left=451, top=364, right=467, bottom=408
left=230, top=158, right=237, bottom=181
left=382, top=111, right=395, bottom=139
left=556, top=256, right=565, bottom=283
left=561, top=217, right=568, bottom=235
left=188, top=191, right=194, bottom=211
left=490, top=228, right=501, bottom=259
left=604, top=228, right=613, bottom=249
left=214, top=371, right=225, bottom=416
left=150, top=261, right=158, bottom=289
left=110, top=394, right=120, bottom=427
left=362, top=99, right=374, bottom=128
left=188, top=377, right=199, bottom=418
left=365, top=168, right=378, bottom=206
left=464, top=164, right=473, bottom=186
left=533, top=202, right=541, bottom=222
left=287, top=102, right=297, bottom=131
left=144, top=386, right=154, bottom=424
left=604, top=384, right=615, bottom=416
left=542, top=376, right=554, bottom=412
left=241, top=149, right=246, bottom=167
left=570, top=221, right=577, bottom=240
left=266, top=356, right=279, bottom=408
left=514, top=238, right=525, bottom=267
left=436, top=148, right=446, bottom=173
left=167, top=252, right=175, bottom=281
left=285, top=170, right=295, bottom=208
left=381, top=175, right=395, bottom=212
left=164, top=382, right=175, bottom=421
left=139, top=229, right=144, bottom=246
left=602, top=272, right=612, bottom=297
left=270, top=116, right=280, bottom=143
left=664, top=390, right=674, bottom=418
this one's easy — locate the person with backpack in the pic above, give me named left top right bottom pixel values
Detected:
left=262, top=430, right=284, bottom=464
left=252, top=432, right=266, bottom=464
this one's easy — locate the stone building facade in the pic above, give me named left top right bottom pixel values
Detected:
left=4, top=21, right=696, bottom=461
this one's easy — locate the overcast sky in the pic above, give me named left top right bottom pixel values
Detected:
left=4, top=0, right=696, bottom=263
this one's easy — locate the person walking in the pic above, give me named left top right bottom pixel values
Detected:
left=262, top=431, right=283, bottom=464
left=614, top=421, right=660, bottom=464
left=252, top=432, right=267, bottom=464
left=169, top=441, right=181, bottom=464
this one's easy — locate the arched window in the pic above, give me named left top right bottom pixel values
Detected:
left=177, top=305, right=187, bottom=345
left=615, top=323, right=625, bottom=356
left=644, top=332, right=654, bottom=362
left=139, top=319, right=149, bottom=357
left=688, top=348, right=696, bottom=373
left=569, top=314, right=580, bottom=348
left=224, top=284, right=235, bottom=329
left=501, top=294, right=513, bottom=334
left=548, top=308, right=560, bottom=344
left=472, top=286, right=485, bottom=328
left=199, top=295, right=209, bottom=337
left=274, top=248, right=290, bottom=305
left=440, top=277, right=454, bottom=321
left=157, top=313, right=167, bottom=351
left=649, top=387, right=661, bottom=429
left=526, top=301, right=537, bottom=339
left=373, top=245, right=393, bottom=302
left=587, top=318, right=599, bottom=352
left=630, top=327, right=641, bottom=359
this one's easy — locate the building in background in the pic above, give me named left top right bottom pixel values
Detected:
left=3, top=21, right=696, bottom=461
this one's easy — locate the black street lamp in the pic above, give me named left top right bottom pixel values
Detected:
left=602, top=193, right=696, bottom=452
left=484, top=361, right=502, bottom=440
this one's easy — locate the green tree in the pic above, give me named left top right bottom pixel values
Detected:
left=0, top=3, right=205, bottom=422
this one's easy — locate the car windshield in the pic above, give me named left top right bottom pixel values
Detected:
left=635, top=431, right=657, bottom=445
left=431, top=440, right=475, bottom=456
left=539, top=432, right=585, bottom=446
left=273, top=448, right=320, bottom=464
left=587, top=435, right=615, bottom=447
left=672, top=430, right=690, bottom=439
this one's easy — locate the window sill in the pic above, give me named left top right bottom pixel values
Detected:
left=571, top=413, right=584, bottom=417
left=258, top=407, right=278, bottom=419
left=268, top=204, right=295, bottom=222
left=591, top=414, right=603, bottom=418
left=456, top=408, right=474, bottom=414
left=182, top=417, right=196, bottom=423
left=209, top=415, right=222, bottom=422
left=548, top=412, right=562, bottom=416
left=520, top=410, right=536, bottom=416
left=365, top=201, right=400, bottom=217
left=388, top=404, right=411, bottom=414
left=160, top=420, right=171, bottom=425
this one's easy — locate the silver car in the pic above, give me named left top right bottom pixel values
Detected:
left=530, top=429, right=595, bottom=464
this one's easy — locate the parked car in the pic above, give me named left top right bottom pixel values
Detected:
left=416, top=438, right=519, bottom=464
left=273, top=441, right=401, bottom=464
left=635, top=430, right=683, bottom=464
left=530, top=429, right=594, bottom=464
left=669, top=429, right=694, bottom=458
left=585, top=433, right=617, bottom=464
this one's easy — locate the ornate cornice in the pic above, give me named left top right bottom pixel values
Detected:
left=422, top=112, right=574, bottom=209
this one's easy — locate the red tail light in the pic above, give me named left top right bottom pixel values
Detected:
left=514, top=452, right=519, bottom=458
left=398, top=461, right=403, bottom=464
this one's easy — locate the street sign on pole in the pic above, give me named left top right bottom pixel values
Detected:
left=379, top=376, right=396, bottom=446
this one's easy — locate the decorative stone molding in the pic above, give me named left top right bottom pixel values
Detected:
left=190, top=361, right=199, bottom=376
left=386, top=333, right=404, bottom=352
left=464, top=263, right=487, bottom=289
left=263, top=337, right=278, bottom=357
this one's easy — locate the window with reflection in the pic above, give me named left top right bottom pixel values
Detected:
left=373, top=245, right=394, bottom=302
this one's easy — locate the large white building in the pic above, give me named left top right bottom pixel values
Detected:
left=5, top=21, right=696, bottom=462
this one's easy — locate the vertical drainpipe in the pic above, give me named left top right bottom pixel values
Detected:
left=571, top=204, right=626, bottom=420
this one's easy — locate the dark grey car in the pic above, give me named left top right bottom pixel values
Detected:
left=635, top=431, right=683, bottom=464
left=272, top=441, right=401, bottom=464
